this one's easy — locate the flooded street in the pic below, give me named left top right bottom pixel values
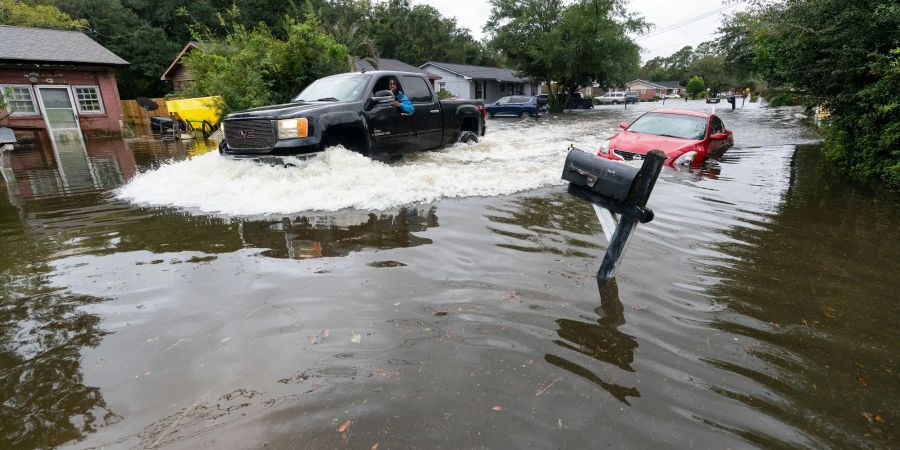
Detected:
left=1, top=101, right=897, bottom=449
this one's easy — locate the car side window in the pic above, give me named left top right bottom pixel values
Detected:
left=511, top=96, right=529, bottom=103
left=710, top=116, right=725, bottom=134
left=402, top=76, right=434, bottom=103
left=496, top=97, right=511, bottom=104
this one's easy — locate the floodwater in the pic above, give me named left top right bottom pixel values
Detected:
left=1, top=100, right=897, bottom=449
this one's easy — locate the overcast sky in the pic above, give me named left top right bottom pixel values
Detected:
left=409, top=0, right=748, bottom=62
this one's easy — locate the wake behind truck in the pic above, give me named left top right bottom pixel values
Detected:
left=219, top=71, right=486, bottom=160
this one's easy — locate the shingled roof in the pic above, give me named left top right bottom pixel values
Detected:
left=420, top=62, right=528, bottom=83
left=0, top=25, right=129, bottom=67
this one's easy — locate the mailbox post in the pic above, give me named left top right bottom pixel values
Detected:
left=562, top=147, right=666, bottom=283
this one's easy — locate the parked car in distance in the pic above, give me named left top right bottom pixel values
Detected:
left=220, top=71, right=486, bottom=160
left=596, top=91, right=639, bottom=105
left=564, top=92, right=594, bottom=109
left=664, top=93, right=682, bottom=99
left=705, top=96, right=721, bottom=104
left=486, top=95, right=545, bottom=118
left=597, top=109, right=733, bottom=167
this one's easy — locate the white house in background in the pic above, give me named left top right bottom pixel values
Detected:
left=418, top=62, right=536, bottom=102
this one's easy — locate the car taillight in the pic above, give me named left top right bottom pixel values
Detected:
left=476, top=103, right=486, bottom=120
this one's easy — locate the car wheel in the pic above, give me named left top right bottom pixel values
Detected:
left=613, top=100, right=619, bottom=105
left=519, top=111, right=529, bottom=118
left=458, top=131, right=478, bottom=144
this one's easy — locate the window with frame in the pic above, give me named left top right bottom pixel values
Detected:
left=401, top=76, right=434, bottom=103
left=74, top=86, right=104, bottom=114
left=2, top=85, right=38, bottom=115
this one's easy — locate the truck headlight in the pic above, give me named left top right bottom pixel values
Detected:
left=598, top=139, right=611, bottom=155
left=673, top=151, right=696, bottom=167
left=277, top=118, right=309, bottom=139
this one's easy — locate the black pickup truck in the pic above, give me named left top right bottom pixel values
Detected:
left=220, top=70, right=486, bottom=159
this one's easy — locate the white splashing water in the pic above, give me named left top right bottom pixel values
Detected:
left=117, top=118, right=613, bottom=216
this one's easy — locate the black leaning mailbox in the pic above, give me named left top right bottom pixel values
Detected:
left=563, top=150, right=639, bottom=202
left=561, top=147, right=666, bottom=282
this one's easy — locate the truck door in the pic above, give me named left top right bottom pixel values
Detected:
left=366, top=76, right=415, bottom=155
left=401, top=75, right=443, bottom=151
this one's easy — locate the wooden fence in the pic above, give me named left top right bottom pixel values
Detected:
left=121, top=98, right=169, bottom=127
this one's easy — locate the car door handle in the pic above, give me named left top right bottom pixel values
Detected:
left=430, top=109, right=439, bottom=113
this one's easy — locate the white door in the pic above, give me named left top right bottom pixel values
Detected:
left=35, top=86, right=93, bottom=189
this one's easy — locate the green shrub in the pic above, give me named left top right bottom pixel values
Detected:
left=437, top=88, right=455, bottom=100
left=768, top=92, right=796, bottom=107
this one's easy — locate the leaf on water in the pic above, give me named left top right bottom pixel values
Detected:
left=338, top=419, right=352, bottom=433
left=434, top=310, right=448, bottom=317
left=371, top=444, right=379, bottom=450
left=492, top=405, right=503, bottom=411
left=221, top=337, right=231, bottom=343
left=824, top=307, right=836, bottom=319
left=857, top=376, right=868, bottom=386
left=308, top=335, right=318, bottom=345
left=351, top=332, right=362, bottom=344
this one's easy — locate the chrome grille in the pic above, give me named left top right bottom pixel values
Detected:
left=224, top=120, right=275, bottom=150
left=613, top=150, right=644, bottom=161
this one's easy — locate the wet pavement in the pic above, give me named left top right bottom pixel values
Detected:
left=0, top=100, right=897, bottom=449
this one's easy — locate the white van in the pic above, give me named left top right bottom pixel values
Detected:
left=596, top=92, right=628, bottom=105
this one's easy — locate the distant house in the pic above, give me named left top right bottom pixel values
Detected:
left=625, top=79, right=685, bottom=99
left=0, top=25, right=129, bottom=134
left=419, top=62, right=535, bottom=102
left=160, top=41, right=199, bottom=91
left=351, top=57, right=441, bottom=82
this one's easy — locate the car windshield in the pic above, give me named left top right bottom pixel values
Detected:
left=293, top=74, right=369, bottom=102
left=627, top=112, right=707, bottom=140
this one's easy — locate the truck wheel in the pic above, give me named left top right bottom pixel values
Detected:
left=458, top=131, right=478, bottom=144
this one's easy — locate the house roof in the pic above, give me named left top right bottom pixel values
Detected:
left=655, top=80, right=682, bottom=89
left=626, top=79, right=682, bottom=90
left=352, top=57, right=440, bottom=80
left=0, top=25, right=129, bottom=67
left=420, top=61, right=528, bottom=83
left=161, top=41, right=199, bottom=80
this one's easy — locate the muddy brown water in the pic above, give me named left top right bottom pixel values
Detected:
left=1, top=101, right=897, bottom=449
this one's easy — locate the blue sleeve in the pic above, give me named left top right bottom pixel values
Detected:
left=398, top=94, right=414, bottom=115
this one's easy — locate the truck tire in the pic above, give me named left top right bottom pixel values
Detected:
left=459, top=131, right=478, bottom=144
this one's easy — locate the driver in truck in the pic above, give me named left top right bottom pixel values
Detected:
left=387, top=77, right=414, bottom=114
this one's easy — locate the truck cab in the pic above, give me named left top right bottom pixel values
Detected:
left=220, top=71, right=486, bottom=160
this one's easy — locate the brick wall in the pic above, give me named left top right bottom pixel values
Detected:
left=0, top=66, right=125, bottom=134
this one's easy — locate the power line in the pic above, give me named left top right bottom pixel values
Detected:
left=636, top=2, right=744, bottom=42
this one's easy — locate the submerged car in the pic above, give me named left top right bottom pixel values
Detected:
left=597, top=109, right=733, bottom=167
left=486, top=95, right=545, bottom=118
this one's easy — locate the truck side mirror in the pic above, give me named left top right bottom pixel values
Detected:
left=372, top=90, right=394, bottom=103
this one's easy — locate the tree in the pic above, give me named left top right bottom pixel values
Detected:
left=0, top=0, right=88, bottom=30
left=179, top=14, right=351, bottom=116
left=686, top=76, right=705, bottom=98
left=750, top=0, right=899, bottom=188
left=487, top=0, right=645, bottom=111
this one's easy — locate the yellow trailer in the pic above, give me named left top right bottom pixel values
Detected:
left=165, top=96, right=223, bottom=137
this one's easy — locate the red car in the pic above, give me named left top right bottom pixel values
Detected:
left=597, top=109, right=733, bottom=167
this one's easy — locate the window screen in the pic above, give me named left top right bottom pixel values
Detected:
left=401, top=76, right=433, bottom=103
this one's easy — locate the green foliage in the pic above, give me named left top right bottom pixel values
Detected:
left=0, top=0, right=88, bottom=30
left=0, top=86, right=10, bottom=122
left=486, top=0, right=645, bottom=112
left=750, top=0, right=900, bottom=188
left=369, top=0, right=497, bottom=66
left=436, top=88, right=454, bottom=100
left=767, top=92, right=796, bottom=107
left=686, top=76, right=705, bottom=98
left=178, top=14, right=351, bottom=116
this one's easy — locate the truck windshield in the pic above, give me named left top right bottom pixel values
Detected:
left=293, top=74, right=369, bottom=103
